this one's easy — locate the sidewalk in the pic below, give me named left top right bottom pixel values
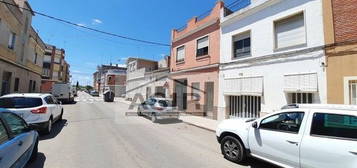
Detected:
left=116, top=98, right=219, bottom=132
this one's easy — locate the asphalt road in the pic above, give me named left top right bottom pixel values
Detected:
left=26, top=92, right=278, bottom=168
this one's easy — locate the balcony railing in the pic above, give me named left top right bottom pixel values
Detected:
left=224, top=0, right=251, bottom=17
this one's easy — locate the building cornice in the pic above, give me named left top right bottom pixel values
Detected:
left=170, top=63, right=219, bottom=75
left=172, top=19, right=219, bottom=43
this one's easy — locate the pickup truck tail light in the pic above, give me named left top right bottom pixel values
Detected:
left=31, top=107, right=47, bottom=114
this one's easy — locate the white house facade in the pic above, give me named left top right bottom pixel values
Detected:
left=217, top=0, right=327, bottom=120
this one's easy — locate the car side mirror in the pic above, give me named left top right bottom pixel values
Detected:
left=252, top=121, right=258, bottom=129
left=25, top=125, right=36, bottom=132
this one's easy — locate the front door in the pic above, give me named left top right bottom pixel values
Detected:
left=204, top=82, right=214, bottom=117
left=248, top=112, right=306, bottom=168
left=174, top=79, right=187, bottom=110
left=1, top=71, right=12, bottom=96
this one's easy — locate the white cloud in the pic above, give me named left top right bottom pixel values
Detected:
left=76, top=23, right=86, bottom=27
left=92, top=19, right=103, bottom=25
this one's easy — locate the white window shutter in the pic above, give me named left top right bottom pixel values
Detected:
left=197, top=36, right=209, bottom=49
left=275, top=13, right=305, bottom=49
left=176, top=46, right=185, bottom=61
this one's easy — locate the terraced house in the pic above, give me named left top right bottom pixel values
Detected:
left=0, top=0, right=45, bottom=95
left=218, top=0, right=327, bottom=120
left=323, top=0, right=357, bottom=105
left=169, top=1, right=224, bottom=120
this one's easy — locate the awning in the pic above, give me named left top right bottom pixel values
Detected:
left=284, top=73, right=318, bottom=92
left=223, top=76, right=263, bottom=96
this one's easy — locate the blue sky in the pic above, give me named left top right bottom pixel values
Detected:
left=28, top=0, right=235, bottom=85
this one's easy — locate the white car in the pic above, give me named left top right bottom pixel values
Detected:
left=137, top=97, right=178, bottom=123
left=216, top=104, right=357, bottom=168
left=0, top=93, right=64, bottom=134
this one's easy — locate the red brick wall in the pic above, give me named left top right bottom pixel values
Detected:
left=332, top=0, right=357, bottom=43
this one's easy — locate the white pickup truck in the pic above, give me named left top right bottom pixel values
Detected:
left=216, top=104, right=357, bottom=168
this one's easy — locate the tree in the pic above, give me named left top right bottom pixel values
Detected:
left=85, top=85, right=93, bottom=91
left=76, top=81, right=79, bottom=89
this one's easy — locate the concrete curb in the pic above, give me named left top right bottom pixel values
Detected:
left=183, top=122, right=215, bottom=132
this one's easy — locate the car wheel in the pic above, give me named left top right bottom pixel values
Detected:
left=43, top=118, right=52, bottom=135
left=221, top=136, right=246, bottom=163
left=29, top=138, right=38, bottom=162
left=137, top=108, right=142, bottom=116
left=151, top=113, right=157, bottom=123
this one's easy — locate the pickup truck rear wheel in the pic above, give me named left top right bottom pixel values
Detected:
left=221, top=136, right=246, bottom=163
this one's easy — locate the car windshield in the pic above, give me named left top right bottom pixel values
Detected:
left=158, top=100, right=171, bottom=107
left=0, top=97, right=43, bottom=108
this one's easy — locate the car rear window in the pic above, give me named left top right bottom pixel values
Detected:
left=158, top=100, right=171, bottom=107
left=0, top=97, right=43, bottom=108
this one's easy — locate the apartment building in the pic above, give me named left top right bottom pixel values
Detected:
left=126, top=58, right=159, bottom=101
left=41, top=44, right=70, bottom=92
left=0, top=0, right=45, bottom=95
left=218, top=0, right=327, bottom=120
left=93, top=64, right=127, bottom=97
left=323, top=0, right=357, bottom=105
left=169, top=1, right=224, bottom=119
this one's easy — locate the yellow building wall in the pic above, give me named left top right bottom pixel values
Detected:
left=326, top=43, right=357, bottom=104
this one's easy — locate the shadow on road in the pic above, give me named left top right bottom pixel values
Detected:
left=230, top=157, right=281, bottom=168
left=25, top=152, right=46, bottom=168
left=61, top=101, right=77, bottom=105
left=156, top=118, right=183, bottom=124
left=40, top=119, right=68, bottom=141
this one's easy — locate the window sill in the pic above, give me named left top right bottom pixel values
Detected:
left=274, top=43, right=307, bottom=53
left=231, top=54, right=251, bottom=60
left=196, top=55, right=210, bottom=60
left=176, top=61, right=185, bottom=65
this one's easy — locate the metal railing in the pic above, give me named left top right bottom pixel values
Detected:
left=224, top=0, right=251, bottom=17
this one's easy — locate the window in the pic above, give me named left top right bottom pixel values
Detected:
left=349, top=80, right=357, bottom=105
left=34, top=52, right=38, bottom=64
left=191, top=83, right=200, bottom=100
left=8, top=32, right=16, bottom=49
left=311, top=113, right=357, bottom=140
left=260, top=112, right=305, bottom=133
left=176, top=46, right=185, bottom=62
left=0, top=121, right=9, bottom=145
left=28, top=80, right=32, bottom=93
left=0, top=97, right=43, bottom=108
left=229, top=95, right=261, bottom=118
left=275, top=13, right=306, bottom=49
left=44, top=96, right=55, bottom=104
left=196, top=36, right=209, bottom=57
left=289, top=93, right=313, bottom=104
left=2, top=113, right=28, bottom=136
left=32, top=81, right=36, bottom=92
left=14, top=78, right=19, bottom=92
left=233, top=32, right=251, bottom=58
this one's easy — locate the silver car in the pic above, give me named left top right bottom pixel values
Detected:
left=137, top=97, right=179, bottom=123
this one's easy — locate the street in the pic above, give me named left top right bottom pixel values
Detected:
left=26, top=92, right=277, bottom=168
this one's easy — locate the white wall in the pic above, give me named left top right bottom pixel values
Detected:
left=217, top=0, right=326, bottom=121
left=220, top=0, right=325, bottom=63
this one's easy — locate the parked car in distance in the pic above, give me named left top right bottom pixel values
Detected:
left=0, top=93, right=64, bottom=134
left=137, top=97, right=178, bottom=123
left=89, top=91, right=99, bottom=97
left=0, top=109, right=39, bottom=168
left=52, top=83, right=74, bottom=103
left=216, top=104, right=357, bottom=168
